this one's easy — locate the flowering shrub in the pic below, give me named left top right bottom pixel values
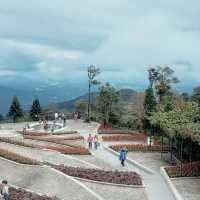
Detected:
left=101, top=133, right=147, bottom=141
left=0, top=148, right=40, bottom=165
left=110, top=144, right=170, bottom=152
left=165, top=161, right=200, bottom=178
left=17, top=130, right=49, bottom=136
left=53, top=165, right=142, bottom=185
left=9, top=187, right=59, bottom=200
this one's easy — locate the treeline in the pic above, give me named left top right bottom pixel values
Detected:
left=0, top=97, right=42, bottom=122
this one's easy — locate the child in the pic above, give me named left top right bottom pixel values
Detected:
left=119, top=147, right=128, bottom=167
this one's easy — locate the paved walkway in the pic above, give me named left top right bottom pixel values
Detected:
left=0, top=158, right=101, bottom=200
left=68, top=120, right=175, bottom=200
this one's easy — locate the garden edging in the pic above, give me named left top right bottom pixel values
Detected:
left=105, top=147, right=154, bottom=175
left=160, top=166, right=183, bottom=200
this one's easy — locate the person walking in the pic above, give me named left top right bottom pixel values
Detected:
left=119, top=147, right=128, bottom=167
left=97, top=134, right=103, bottom=148
left=87, top=134, right=93, bottom=150
left=93, top=135, right=99, bottom=150
left=0, top=180, right=10, bottom=200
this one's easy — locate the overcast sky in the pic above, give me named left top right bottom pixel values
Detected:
left=0, top=0, right=200, bottom=91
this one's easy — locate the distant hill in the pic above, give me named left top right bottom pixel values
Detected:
left=54, top=88, right=138, bottom=112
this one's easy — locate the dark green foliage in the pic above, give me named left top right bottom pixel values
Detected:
left=192, top=86, right=200, bottom=105
left=30, top=98, right=42, bottom=121
left=97, top=83, right=120, bottom=124
left=0, top=114, right=4, bottom=121
left=144, top=87, right=156, bottom=116
left=8, top=96, right=23, bottom=122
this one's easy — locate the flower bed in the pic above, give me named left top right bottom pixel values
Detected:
left=110, top=144, right=170, bottom=152
left=39, top=144, right=90, bottom=155
left=0, top=137, right=90, bottom=155
left=9, top=187, right=59, bottom=200
left=98, top=128, right=143, bottom=135
left=17, top=130, right=49, bottom=136
left=52, top=131, right=78, bottom=135
left=24, top=134, right=84, bottom=142
left=165, top=161, right=200, bottom=178
left=53, top=165, right=142, bottom=186
left=101, top=133, right=147, bottom=141
left=0, top=137, right=35, bottom=148
left=0, top=148, right=40, bottom=165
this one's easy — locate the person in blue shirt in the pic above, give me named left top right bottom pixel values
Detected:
left=119, top=147, right=128, bottom=167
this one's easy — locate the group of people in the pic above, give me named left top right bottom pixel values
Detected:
left=0, top=180, right=9, bottom=200
left=87, top=133, right=128, bottom=167
left=87, top=134, right=102, bottom=150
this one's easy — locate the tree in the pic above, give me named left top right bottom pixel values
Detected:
left=8, top=96, right=23, bottom=122
left=87, top=65, right=100, bottom=121
left=154, top=66, right=179, bottom=102
left=30, top=98, right=42, bottom=121
left=0, top=114, right=4, bottom=121
left=144, top=87, right=157, bottom=116
left=192, top=86, right=200, bottom=105
left=97, top=83, right=120, bottom=124
left=75, top=99, right=88, bottom=115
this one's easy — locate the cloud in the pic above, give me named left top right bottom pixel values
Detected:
left=0, top=0, right=200, bottom=91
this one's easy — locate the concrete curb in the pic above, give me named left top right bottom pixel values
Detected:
left=74, top=176, right=145, bottom=188
left=160, top=167, right=183, bottom=200
left=105, top=147, right=155, bottom=175
left=46, top=166, right=106, bottom=200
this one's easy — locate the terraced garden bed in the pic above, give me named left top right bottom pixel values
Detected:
left=110, top=144, right=169, bottom=152
left=0, top=148, right=40, bottom=165
left=0, top=137, right=90, bottom=155
left=101, top=134, right=146, bottom=141
left=53, top=165, right=142, bottom=186
left=165, top=161, right=200, bottom=178
left=9, top=187, right=59, bottom=200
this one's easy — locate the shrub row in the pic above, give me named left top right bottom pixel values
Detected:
left=110, top=144, right=170, bottom=152
left=101, top=133, right=147, bottom=141
left=0, top=148, right=40, bottom=165
left=9, top=187, right=59, bottom=200
left=165, top=161, right=200, bottom=178
left=53, top=165, right=142, bottom=186
left=17, top=130, right=49, bottom=136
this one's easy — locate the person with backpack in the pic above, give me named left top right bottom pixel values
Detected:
left=119, top=147, right=128, bottom=167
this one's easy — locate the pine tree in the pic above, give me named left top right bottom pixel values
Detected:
left=8, top=96, right=23, bottom=122
left=30, top=98, right=42, bottom=121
